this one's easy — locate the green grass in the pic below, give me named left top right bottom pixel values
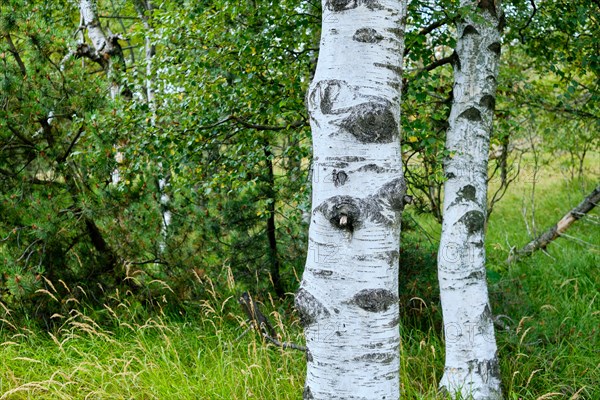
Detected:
left=1, top=155, right=598, bottom=399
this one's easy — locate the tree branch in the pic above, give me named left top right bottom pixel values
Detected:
left=518, top=0, right=538, bottom=43
left=4, top=33, right=27, bottom=76
left=6, top=124, right=36, bottom=148
left=507, top=184, right=600, bottom=263
left=57, top=125, right=85, bottom=163
left=422, top=54, right=454, bottom=72
left=404, top=17, right=452, bottom=57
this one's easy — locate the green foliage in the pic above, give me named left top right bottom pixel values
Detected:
left=1, top=0, right=318, bottom=321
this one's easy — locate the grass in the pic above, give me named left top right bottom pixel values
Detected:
left=0, top=155, right=598, bottom=399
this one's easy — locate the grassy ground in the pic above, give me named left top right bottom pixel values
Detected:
left=0, top=156, right=598, bottom=399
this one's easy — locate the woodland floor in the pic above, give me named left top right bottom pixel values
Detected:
left=1, top=154, right=598, bottom=399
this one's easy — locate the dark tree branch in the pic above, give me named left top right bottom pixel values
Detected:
left=6, top=124, right=36, bottom=148
left=404, top=18, right=452, bottom=57
left=57, top=125, right=85, bottom=163
left=238, top=292, right=307, bottom=352
left=519, top=0, right=538, bottom=43
left=4, top=33, right=27, bottom=76
left=238, top=292, right=277, bottom=338
left=422, top=54, right=455, bottom=72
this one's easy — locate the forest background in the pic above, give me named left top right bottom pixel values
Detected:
left=0, top=0, right=598, bottom=398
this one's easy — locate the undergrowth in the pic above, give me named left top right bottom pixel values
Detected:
left=1, top=158, right=598, bottom=399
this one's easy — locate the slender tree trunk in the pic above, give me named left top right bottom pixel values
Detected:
left=264, top=146, right=284, bottom=297
left=437, top=1, right=504, bottom=399
left=507, top=184, right=600, bottom=263
left=295, top=1, right=408, bottom=398
left=79, top=0, right=125, bottom=99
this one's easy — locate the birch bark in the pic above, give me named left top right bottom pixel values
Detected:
left=437, top=1, right=503, bottom=398
left=132, top=0, right=171, bottom=253
left=295, top=1, right=408, bottom=399
left=79, top=0, right=125, bottom=100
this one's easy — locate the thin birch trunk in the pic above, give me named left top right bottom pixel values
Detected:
left=295, top=1, right=408, bottom=398
left=79, top=0, right=128, bottom=185
left=133, top=0, right=171, bottom=253
left=79, top=0, right=124, bottom=100
left=437, top=1, right=504, bottom=399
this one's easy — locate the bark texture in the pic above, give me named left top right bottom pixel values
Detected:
left=79, top=0, right=126, bottom=99
left=507, top=184, right=600, bottom=263
left=295, top=1, right=407, bottom=399
left=437, top=1, right=503, bottom=398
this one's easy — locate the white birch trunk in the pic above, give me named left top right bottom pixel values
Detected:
left=79, top=0, right=127, bottom=185
left=295, top=1, right=408, bottom=399
left=437, top=1, right=503, bottom=398
left=133, top=0, right=170, bottom=253
left=79, top=0, right=121, bottom=99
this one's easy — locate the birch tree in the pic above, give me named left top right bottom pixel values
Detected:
left=437, top=1, right=504, bottom=398
left=78, top=0, right=127, bottom=100
left=294, top=1, right=409, bottom=398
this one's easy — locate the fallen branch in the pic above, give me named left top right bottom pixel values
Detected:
left=237, top=292, right=306, bottom=352
left=507, top=184, right=600, bottom=263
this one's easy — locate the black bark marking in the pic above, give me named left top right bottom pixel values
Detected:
left=467, top=356, right=501, bottom=382
left=356, top=163, right=386, bottom=174
left=498, top=13, right=506, bottom=30
left=353, top=28, right=383, bottom=43
left=477, top=0, right=498, bottom=18
left=486, top=75, right=497, bottom=86
left=352, top=289, right=397, bottom=312
left=303, top=385, right=314, bottom=400
left=373, top=62, right=403, bottom=77
left=326, top=0, right=357, bottom=12
left=331, top=156, right=367, bottom=163
left=481, top=303, right=493, bottom=324
left=319, top=80, right=344, bottom=115
left=331, top=161, right=349, bottom=168
left=450, top=184, right=477, bottom=207
left=459, top=184, right=477, bottom=202
left=445, top=171, right=457, bottom=179
left=386, top=27, right=404, bottom=40
left=488, top=42, right=501, bottom=55
left=458, top=107, right=482, bottom=122
left=312, top=269, right=334, bottom=277
left=457, top=210, right=485, bottom=235
left=340, top=101, right=397, bottom=143
left=479, top=94, right=496, bottom=111
left=362, top=0, right=383, bottom=10
left=452, top=51, right=462, bottom=72
left=462, top=25, right=480, bottom=37
left=316, top=196, right=362, bottom=231
left=466, top=270, right=485, bottom=281
left=353, top=352, right=396, bottom=364
left=306, top=349, right=313, bottom=362
left=383, top=315, right=401, bottom=329
left=377, top=250, right=399, bottom=268
left=379, top=178, right=409, bottom=212
left=295, top=289, right=330, bottom=327
left=316, top=178, right=407, bottom=230
left=332, top=169, right=348, bottom=187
